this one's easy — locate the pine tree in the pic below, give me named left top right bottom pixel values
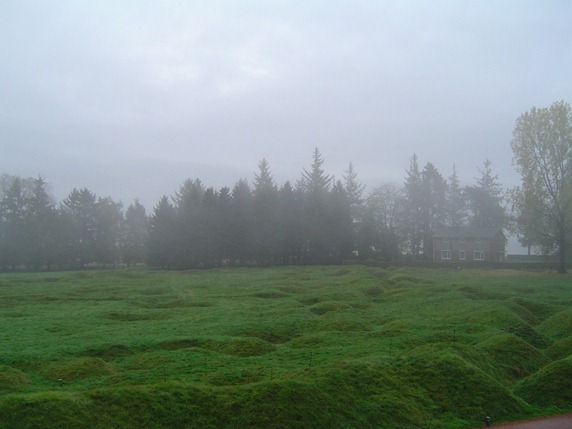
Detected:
left=252, top=159, right=279, bottom=264
left=446, top=166, right=467, bottom=227
left=402, top=154, right=423, bottom=257
left=420, top=163, right=447, bottom=260
left=60, top=188, right=98, bottom=268
left=147, top=196, right=177, bottom=268
left=121, top=199, right=148, bottom=267
left=466, top=159, right=506, bottom=228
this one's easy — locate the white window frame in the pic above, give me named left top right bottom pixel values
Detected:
left=459, top=250, right=465, bottom=261
left=474, top=251, right=485, bottom=261
left=441, top=250, right=451, bottom=260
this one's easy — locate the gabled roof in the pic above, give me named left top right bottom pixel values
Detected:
left=433, top=227, right=505, bottom=239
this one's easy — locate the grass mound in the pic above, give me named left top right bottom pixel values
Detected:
left=0, top=391, right=94, bottom=429
left=80, top=344, right=134, bottom=360
left=1, top=266, right=570, bottom=428
left=0, top=365, right=30, bottom=391
left=233, top=324, right=299, bottom=344
left=103, top=311, right=165, bottom=321
left=398, top=345, right=527, bottom=419
left=515, top=357, right=572, bottom=408
left=315, top=315, right=371, bottom=332
left=253, top=290, right=290, bottom=299
left=362, top=285, right=385, bottom=298
left=308, top=300, right=348, bottom=315
left=204, top=338, right=276, bottom=357
left=313, top=360, right=430, bottom=427
left=41, top=358, right=117, bottom=382
left=538, top=309, right=572, bottom=340
left=461, top=303, right=548, bottom=348
left=546, top=336, right=572, bottom=360
left=387, top=272, right=431, bottom=286
left=477, top=334, right=548, bottom=379
left=157, top=338, right=203, bottom=350
left=506, top=297, right=555, bottom=323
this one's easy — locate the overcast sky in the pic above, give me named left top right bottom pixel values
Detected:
left=1, top=0, right=571, bottom=210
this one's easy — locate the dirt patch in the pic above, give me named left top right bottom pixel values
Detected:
left=495, top=413, right=572, bottom=428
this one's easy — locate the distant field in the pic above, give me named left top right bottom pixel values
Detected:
left=0, top=266, right=571, bottom=429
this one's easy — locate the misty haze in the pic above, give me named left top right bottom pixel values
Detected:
left=0, top=1, right=571, bottom=428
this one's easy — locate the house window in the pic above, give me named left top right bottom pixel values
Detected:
left=441, top=250, right=451, bottom=260
left=459, top=250, right=465, bottom=260
left=474, top=251, right=485, bottom=261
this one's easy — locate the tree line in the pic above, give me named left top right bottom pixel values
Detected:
left=1, top=101, right=570, bottom=272
left=0, top=150, right=505, bottom=270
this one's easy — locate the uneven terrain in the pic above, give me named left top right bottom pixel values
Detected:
left=0, top=266, right=570, bottom=428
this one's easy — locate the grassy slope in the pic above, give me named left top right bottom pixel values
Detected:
left=0, top=266, right=570, bottom=428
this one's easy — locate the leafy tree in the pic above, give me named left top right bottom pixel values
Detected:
left=358, top=183, right=403, bottom=261
left=510, top=100, right=572, bottom=273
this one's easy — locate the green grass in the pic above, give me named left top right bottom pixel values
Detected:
left=0, top=266, right=571, bottom=428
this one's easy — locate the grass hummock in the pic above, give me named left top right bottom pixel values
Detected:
left=0, top=266, right=570, bottom=428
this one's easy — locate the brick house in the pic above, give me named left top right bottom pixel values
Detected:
left=433, top=227, right=506, bottom=263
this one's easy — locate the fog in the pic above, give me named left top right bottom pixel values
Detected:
left=1, top=1, right=570, bottom=210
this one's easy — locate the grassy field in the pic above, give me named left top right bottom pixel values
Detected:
left=0, top=265, right=571, bottom=428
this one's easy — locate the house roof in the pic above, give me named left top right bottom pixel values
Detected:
left=433, top=227, right=505, bottom=239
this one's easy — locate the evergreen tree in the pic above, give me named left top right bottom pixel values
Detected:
left=327, top=180, right=354, bottom=262
left=0, top=177, right=27, bottom=269
left=200, top=187, right=224, bottom=267
left=229, top=179, right=254, bottom=266
left=420, top=162, right=447, bottom=260
left=253, top=158, right=279, bottom=265
left=93, top=197, right=123, bottom=267
left=298, top=147, right=332, bottom=193
left=25, top=177, right=57, bottom=270
left=174, top=179, right=205, bottom=268
left=217, top=186, right=234, bottom=264
left=299, top=148, right=333, bottom=263
left=402, top=154, right=423, bottom=257
left=466, top=159, right=506, bottom=228
left=147, top=196, right=177, bottom=268
left=121, top=199, right=148, bottom=267
left=60, top=188, right=98, bottom=268
left=446, top=165, right=467, bottom=227
left=343, top=161, right=365, bottom=224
